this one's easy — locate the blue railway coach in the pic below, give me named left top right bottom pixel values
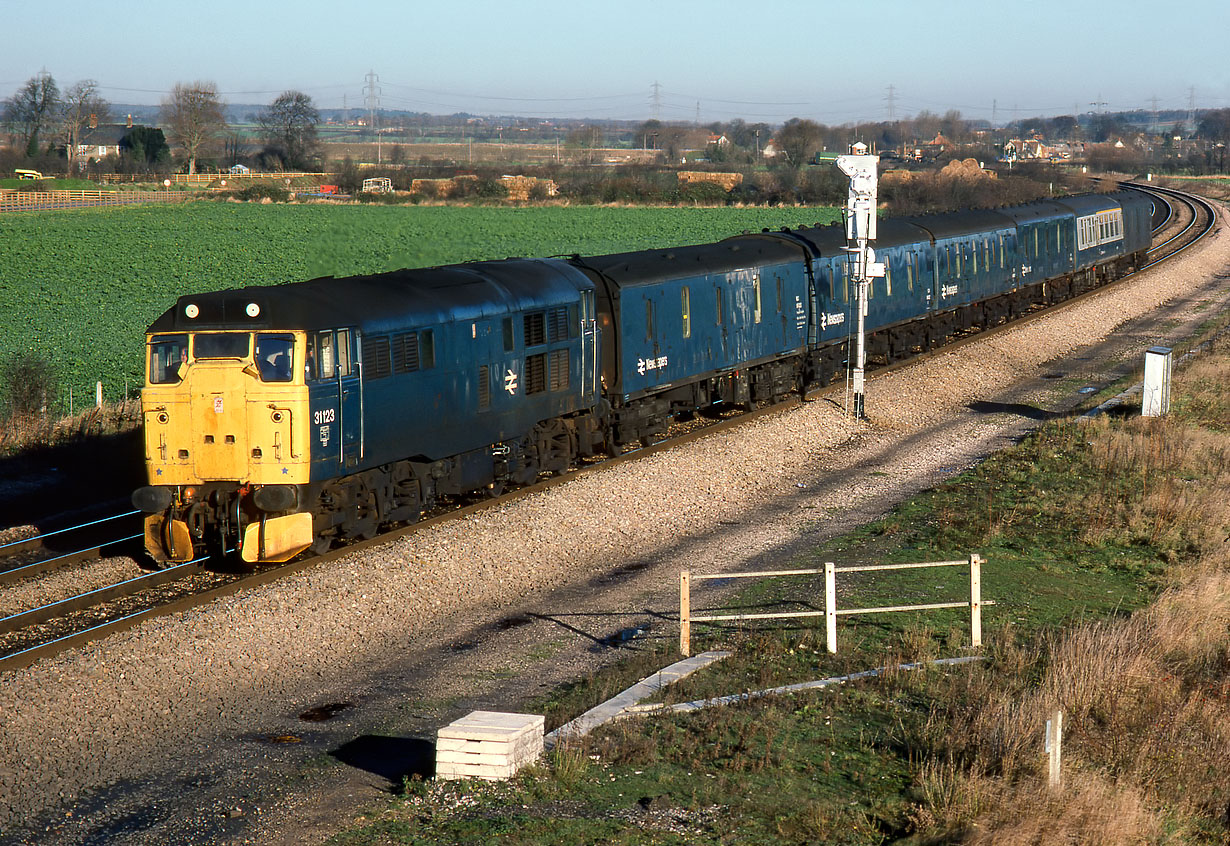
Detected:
left=572, top=235, right=811, bottom=446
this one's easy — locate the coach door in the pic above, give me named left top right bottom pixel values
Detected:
left=580, top=289, right=598, bottom=398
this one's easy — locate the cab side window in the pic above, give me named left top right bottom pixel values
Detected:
left=315, top=331, right=335, bottom=380
left=149, top=334, right=188, bottom=385
left=255, top=334, right=295, bottom=383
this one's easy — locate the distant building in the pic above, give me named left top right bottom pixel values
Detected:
left=74, top=124, right=132, bottom=161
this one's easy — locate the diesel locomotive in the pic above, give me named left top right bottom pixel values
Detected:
left=132, top=189, right=1152, bottom=564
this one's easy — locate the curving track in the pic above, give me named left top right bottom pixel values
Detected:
left=0, top=182, right=1217, bottom=673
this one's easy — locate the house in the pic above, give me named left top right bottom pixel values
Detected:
left=706, top=134, right=730, bottom=147
left=74, top=124, right=132, bottom=161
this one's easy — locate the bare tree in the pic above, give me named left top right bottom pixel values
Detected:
left=3, top=72, right=60, bottom=157
left=162, top=81, right=226, bottom=175
left=776, top=118, right=825, bottom=167
left=257, top=90, right=320, bottom=171
left=59, top=80, right=111, bottom=173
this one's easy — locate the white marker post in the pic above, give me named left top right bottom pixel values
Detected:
left=836, top=144, right=883, bottom=419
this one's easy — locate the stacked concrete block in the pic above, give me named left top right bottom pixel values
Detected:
left=435, top=711, right=544, bottom=781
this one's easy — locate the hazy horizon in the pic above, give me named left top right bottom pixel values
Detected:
left=4, top=0, right=1227, bottom=125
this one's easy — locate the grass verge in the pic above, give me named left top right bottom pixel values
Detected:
left=328, top=339, right=1230, bottom=845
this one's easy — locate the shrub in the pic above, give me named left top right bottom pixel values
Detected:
left=3, top=353, right=57, bottom=418
left=232, top=183, right=290, bottom=202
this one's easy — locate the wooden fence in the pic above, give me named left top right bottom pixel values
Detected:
left=168, top=171, right=329, bottom=185
left=679, top=554, right=991, bottom=656
left=0, top=189, right=188, bottom=213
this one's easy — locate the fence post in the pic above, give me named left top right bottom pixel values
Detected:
left=970, top=553, right=982, bottom=647
left=825, top=561, right=837, bottom=654
left=1046, top=710, right=1063, bottom=789
left=96, top=381, right=103, bottom=408
left=680, top=569, right=691, bottom=657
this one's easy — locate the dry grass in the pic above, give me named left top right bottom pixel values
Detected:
left=0, top=400, right=140, bottom=452
left=908, top=557, right=1230, bottom=843
left=1079, top=415, right=1230, bottom=561
left=903, top=396, right=1230, bottom=843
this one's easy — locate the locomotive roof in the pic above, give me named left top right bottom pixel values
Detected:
left=572, top=236, right=805, bottom=288
left=146, top=258, right=593, bottom=334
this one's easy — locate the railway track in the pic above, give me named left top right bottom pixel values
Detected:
left=0, top=182, right=1217, bottom=674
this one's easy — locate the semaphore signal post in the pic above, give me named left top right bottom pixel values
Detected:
left=836, top=143, right=883, bottom=419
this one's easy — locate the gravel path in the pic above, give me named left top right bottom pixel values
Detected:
left=2, top=202, right=1228, bottom=844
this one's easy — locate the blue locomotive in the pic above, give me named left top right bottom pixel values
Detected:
left=132, top=189, right=1152, bottom=564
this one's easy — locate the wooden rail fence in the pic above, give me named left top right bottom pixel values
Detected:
left=0, top=189, right=188, bottom=213
left=679, top=554, right=991, bottom=656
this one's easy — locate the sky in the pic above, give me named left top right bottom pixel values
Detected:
left=4, top=0, right=1228, bottom=126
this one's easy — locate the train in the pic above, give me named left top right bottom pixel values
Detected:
left=132, top=188, right=1152, bottom=564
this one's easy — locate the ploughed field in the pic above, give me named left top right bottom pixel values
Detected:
left=0, top=203, right=840, bottom=408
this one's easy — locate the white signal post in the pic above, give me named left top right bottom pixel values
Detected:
left=835, top=143, right=883, bottom=419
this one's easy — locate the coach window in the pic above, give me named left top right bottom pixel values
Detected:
left=884, top=263, right=892, bottom=296
left=906, top=255, right=914, bottom=292
left=149, top=333, right=189, bottom=384
left=776, top=276, right=784, bottom=313
left=753, top=276, right=762, bottom=323
left=255, top=333, right=295, bottom=383
left=645, top=299, right=655, bottom=341
left=715, top=284, right=724, bottom=325
left=681, top=286, right=691, bottom=338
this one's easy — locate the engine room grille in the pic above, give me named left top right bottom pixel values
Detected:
left=547, top=307, right=569, bottom=343
left=363, top=336, right=392, bottom=380
left=392, top=332, right=420, bottom=373
left=548, top=348, right=570, bottom=391
left=478, top=365, right=490, bottom=410
left=525, top=353, right=546, bottom=394
left=524, top=313, right=546, bottom=347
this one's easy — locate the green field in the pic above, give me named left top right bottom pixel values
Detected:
left=0, top=202, right=839, bottom=411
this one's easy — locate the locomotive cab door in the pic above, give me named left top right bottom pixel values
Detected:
left=307, top=328, right=363, bottom=474
left=336, top=328, right=363, bottom=470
